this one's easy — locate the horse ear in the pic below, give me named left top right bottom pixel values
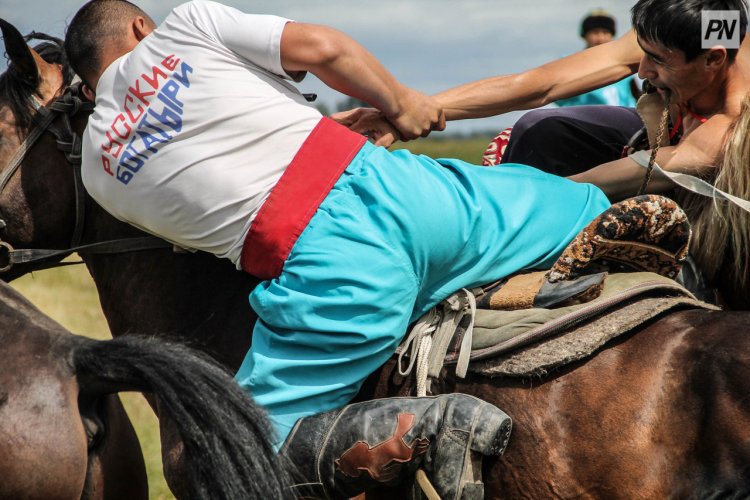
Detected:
left=0, top=18, right=40, bottom=88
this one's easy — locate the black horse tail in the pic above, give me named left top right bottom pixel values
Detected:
left=72, top=335, right=295, bottom=500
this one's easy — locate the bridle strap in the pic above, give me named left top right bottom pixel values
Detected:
left=0, top=86, right=172, bottom=274
left=35, top=89, right=93, bottom=247
left=0, top=236, right=174, bottom=272
left=0, top=105, right=57, bottom=198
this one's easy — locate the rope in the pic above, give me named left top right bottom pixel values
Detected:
left=638, top=91, right=671, bottom=195
left=398, top=309, right=439, bottom=397
left=415, top=469, right=441, bottom=500
left=397, top=288, right=477, bottom=397
left=455, top=291, right=476, bottom=379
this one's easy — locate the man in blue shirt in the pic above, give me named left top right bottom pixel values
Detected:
left=556, top=10, right=639, bottom=108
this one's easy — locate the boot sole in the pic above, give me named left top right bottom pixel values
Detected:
left=469, top=400, right=512, bottom=456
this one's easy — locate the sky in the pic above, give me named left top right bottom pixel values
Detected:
left=0, top=0, right=635, bottom=135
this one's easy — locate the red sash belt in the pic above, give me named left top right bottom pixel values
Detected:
left=240, top=117, right=367, bottom=279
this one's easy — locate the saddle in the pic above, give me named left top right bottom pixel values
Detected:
left=397, top=195, right=718, bottom=393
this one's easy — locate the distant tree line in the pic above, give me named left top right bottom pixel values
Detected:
left=313, top=96, right=368, bottom=117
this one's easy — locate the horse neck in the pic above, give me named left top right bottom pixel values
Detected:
left=81, top=199, right=257, bottom=370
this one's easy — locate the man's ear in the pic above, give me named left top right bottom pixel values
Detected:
left=705, top=46, right=729, bottom=69
left=132, top=16, right=154, bottom=42
left=81, top=83, right=96, bottom=102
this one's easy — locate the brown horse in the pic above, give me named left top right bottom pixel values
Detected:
left=0, top=277, right=293, bottom=499
left=1, top=20, right=749, bottom=498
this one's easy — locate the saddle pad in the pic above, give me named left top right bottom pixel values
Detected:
left=466, top=272, right=687, bottom=353
left=468, top=295, right=718, bottom=378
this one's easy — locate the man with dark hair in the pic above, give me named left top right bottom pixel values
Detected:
left=581, top=9, right=617, bottom=44
left=345, top=0, right=749, bottom=185
left=632, top=0, right=747, bottom=62
left=432, top=0, right=750, bottom=185
left=64, top=0, right=612, bottom=497
left=64, top=0, right=152, bottom=90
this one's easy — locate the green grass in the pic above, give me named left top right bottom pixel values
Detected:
left=7, top=137, right=492, bottom=499
left=391, top=136, right=490, bottom=163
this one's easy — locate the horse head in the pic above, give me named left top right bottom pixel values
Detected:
left=0, top=19, right=94, bottom=280
left=0, top=19, right=67, bottom=109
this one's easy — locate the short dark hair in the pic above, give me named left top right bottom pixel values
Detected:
left=64, top=0, right=153, bottom=87
left=581, top=10, right=617, bottom=38
left=632, top=0, right=748, bottom=62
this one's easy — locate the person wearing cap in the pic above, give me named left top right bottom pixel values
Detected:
left=476, top=9, right=638, bottom=165
left=582, top=9, right=617, bottom=47
left=555, top=9, right=639, bottom=108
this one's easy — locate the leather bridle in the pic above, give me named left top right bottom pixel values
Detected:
left=0, top=84, right=171, bottom=274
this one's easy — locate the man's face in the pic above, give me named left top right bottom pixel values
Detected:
left=584, top=28, right=614, bottom=48
left=637, top=37, right=710, bottom=103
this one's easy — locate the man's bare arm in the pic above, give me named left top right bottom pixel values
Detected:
left=280, top=22, right=445, bottom=140
left=570, top=114, right=731, bottom=200
left=435, top=30, right=642, bottom=121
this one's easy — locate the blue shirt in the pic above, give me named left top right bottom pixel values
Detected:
left=555, top=77, right=637, bottom=108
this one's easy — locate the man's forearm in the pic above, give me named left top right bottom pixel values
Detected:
left=281, top=22, right=443, bottom=139
left=436, top=30, right=641, bottom=121
left=569, top=156, right=676, bottom=201
left=436, top=72, right=551, bottom=120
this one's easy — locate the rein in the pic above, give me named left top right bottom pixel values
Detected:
left=0, top=85, right=172, bottom=273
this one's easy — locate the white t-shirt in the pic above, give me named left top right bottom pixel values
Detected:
left=82, top=0, right=322, bottom=266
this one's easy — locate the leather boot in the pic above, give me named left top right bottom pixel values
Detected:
left=279, top=393, right=512, bottom=499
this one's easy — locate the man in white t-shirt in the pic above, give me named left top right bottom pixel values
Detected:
left=65, top=1, right=611, bottom=497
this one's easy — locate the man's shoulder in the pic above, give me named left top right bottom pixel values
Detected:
left=162, top=0, right=218, bottom=31
left=170, top=0, right=229, bottom=20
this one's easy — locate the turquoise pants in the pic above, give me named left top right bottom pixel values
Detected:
left=235, top=142, right=610, bottom=446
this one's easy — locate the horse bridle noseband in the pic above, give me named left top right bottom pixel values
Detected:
left=0, top=84, right=171, bottom=274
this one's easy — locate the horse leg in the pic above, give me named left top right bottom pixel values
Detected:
left=153, top=396, right=190, bottom=499
left=136, top=391, right=191, bottom=498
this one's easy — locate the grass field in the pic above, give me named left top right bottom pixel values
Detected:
left=8, top=136, right=491, bottom=499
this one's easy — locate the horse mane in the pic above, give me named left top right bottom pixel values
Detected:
left=0, top=32, right=74, bottom=130
left=679, top=93, right=750, bottom=308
